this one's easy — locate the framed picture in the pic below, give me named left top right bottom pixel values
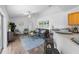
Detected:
left=38, top=20, right=49, bottom=28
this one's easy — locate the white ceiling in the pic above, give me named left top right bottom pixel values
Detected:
left=6, top=5, right=79, bottom=17
left=6, top=5, right=49, bottom=17
left=55, top=5, right=79, bottom=11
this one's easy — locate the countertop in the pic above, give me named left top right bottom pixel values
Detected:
left=52, top=28, right=79, bottom=34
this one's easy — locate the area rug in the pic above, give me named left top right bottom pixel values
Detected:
left=20, top=36, right=44, bottom=51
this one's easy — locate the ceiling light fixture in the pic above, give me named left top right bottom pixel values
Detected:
left=24, top=11, right=31, bottom=18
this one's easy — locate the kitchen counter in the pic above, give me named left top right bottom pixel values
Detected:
left=52, top=29, right=79, bottom=54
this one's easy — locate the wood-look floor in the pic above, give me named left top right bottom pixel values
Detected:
left=2, top=35, right=44, bottom=54
left=2, top=35, right=29, bottom=54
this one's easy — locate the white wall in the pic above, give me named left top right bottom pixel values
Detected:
left=11, top=14, right=39, bottom=33
left=11, top=16, right=30, bottom=33
left=36, top=6, right=66, bottom=29
left=0, top=5, right=9, bottom=48
left=10, top=6, right=79, bottom=32
left=37, top=6, right=79, bottom=29
left=51, top=12, right=68, bottom=29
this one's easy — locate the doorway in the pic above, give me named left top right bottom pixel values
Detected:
left=0, top=13, right=3, bottom=53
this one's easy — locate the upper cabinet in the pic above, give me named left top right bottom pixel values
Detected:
left=68, top=12, right=79, bottom=26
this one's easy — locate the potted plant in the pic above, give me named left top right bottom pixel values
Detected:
left=8, top=22, right=16, bottom=32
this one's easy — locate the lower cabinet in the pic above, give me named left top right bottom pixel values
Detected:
left=7, top=32, right=14, bottom=42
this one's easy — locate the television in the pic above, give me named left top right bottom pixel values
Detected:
left=68, top=12, right=79, bottom=26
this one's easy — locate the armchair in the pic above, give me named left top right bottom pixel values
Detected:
left=23, top=28, right=29, bottom=34
left=14, top=29, right=21, bottom=35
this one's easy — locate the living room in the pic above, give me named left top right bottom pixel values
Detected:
left=0, top=5, right=79, bottom=54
